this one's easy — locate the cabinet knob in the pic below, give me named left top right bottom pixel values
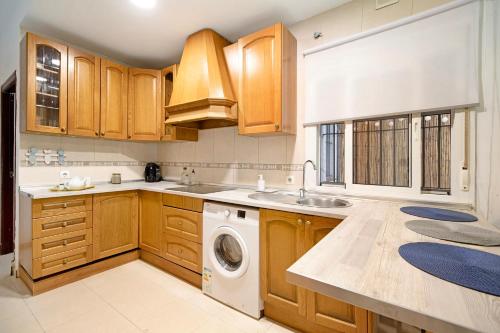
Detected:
left=62, top=221, right=67, bottom=227
left=101, top=132, right=105, bottom=136
left=305, top=220, right=311, bottom=225
left=63, top=240, right=68, bottom=246
left=128, top=135, right=131, bottom=139
left=275, top=123, right=280, bottom=130
left=63, top=203, right=68, bottom=208
left=61, top=128, right=65, bottom=133
left=62, top=258, right=67, bottom=264
left=177, top=221, right=182, bottom=226
left=95, top=131, right=99, bottom=136
left=178, top=249, right=183, bottom=254
left=297, top=218, right=303, bottom=225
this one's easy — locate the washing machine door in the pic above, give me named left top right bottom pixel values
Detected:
left=209, top=226, right=249, bottom=279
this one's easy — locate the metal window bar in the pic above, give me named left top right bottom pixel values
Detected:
left=421, top=111, right=452, bottom=194
left=320, top=123, right=345, bottom=185
left=353, top=115, right=410, bottom=187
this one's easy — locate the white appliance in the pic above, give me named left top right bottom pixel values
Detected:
left=202, top=202, right=263, bottom=318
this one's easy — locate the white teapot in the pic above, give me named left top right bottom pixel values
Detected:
left=64, top=176, right=86, bottom=190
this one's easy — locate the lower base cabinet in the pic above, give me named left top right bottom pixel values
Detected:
left=93, top=191, right=139, bottom=260
left=260, top=209, right=368, bottom=333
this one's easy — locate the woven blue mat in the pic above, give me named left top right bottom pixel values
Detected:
left=399, top=242, right=500, bottom=296
left=400, top=206, right=477, bottom=222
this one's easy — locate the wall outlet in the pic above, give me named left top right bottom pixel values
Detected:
left=60, top=170, right=70, bottom=179
left=286, top=175, right=295, bottom=185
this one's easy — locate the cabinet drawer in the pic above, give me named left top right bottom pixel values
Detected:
left=33, top=229, right=92, bottom=258
left=163, top=207, right=202, bottom=243
left=161, top=234, right=202, bottom=273
left=33, top=195, right=92, bottom=218
left=162, top=194, right=204, bottom=212
left=32, top=245, right=92, bottom=278
left=33, top=211, right=92, bottom=239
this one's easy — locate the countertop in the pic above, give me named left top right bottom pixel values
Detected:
left=19, top=181, right=500, bottom=332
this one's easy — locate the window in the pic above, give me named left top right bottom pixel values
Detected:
left=422, top=111, right=451, bottom=193
left=320, top=123, right=345, bottom=185
left=353, top=116, right=410, bottom=187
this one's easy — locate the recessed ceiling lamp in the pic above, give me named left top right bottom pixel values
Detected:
left=130, top=0, right=156, bottom=9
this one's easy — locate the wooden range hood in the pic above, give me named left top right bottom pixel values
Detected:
left=165, top=29, right=237, bottom=129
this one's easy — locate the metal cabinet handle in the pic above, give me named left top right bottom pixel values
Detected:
left=275, top=123, right=280, bottom=130
left=297, top=219, right=303, bottom=225
left=62, top=221, right=67, bottom=227
left=61, top=128, right=65, bottom=133
left=95, top=131, right=99, bottom=136
left=62, top=258, right=68, bottom=264
left=177, top=221, right=182, bottom=226
left=63, top=203, right=68, bottom=208
left=305, top=220, right=311, bottom=225
left=63, top=240, right=68, bottom=246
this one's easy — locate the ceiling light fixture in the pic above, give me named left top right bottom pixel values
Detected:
left=130, top=0, right=156, bottom=9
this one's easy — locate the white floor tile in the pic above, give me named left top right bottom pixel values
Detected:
left=0, top=257, right=297, bottom=333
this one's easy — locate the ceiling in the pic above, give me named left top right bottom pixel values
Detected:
left=20, top=0, right=349, bottom=68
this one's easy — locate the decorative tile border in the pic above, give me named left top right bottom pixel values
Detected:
left=21, top=160, right=304, bottom=171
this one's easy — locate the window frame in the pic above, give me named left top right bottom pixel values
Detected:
left=421, top=110, right=453, bottom=194
left=318, top=122, right=346, bottom=186
left=351, top=115, right=412, bottom=188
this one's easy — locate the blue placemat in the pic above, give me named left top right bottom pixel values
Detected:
left=400, top=206, right=477, bottom=222
left=399, top=242, right=500, bottom=296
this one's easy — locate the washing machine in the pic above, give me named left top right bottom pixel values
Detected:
left=202, top=202, right=263, bottom=318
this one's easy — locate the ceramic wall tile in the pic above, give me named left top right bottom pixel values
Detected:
left=94, top=140, right=126, bottom=161
left=195, top=129, right=214, bottom=163
left=213, top=127, right=236, bottom=163
left=59, top=136, right=95, bottom=161
left=412, top=0, right=453, bottom=13
left=235, top=133, right=259, bottom=163
left=234, top=169, right=259, bottom=186
left=258, top=135, right=286, bottom=164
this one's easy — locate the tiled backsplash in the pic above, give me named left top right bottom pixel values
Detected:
left=19, top=126, right=306, bottom=188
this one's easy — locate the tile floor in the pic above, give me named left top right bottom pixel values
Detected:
left=0, top=254, right=295, bottom=333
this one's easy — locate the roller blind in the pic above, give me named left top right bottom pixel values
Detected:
left=304, top=1, right=480, bottom=126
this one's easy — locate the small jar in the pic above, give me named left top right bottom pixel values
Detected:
left=111, top=173, right=121, bottom=184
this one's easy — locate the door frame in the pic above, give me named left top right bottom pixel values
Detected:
left=1, top=71, right=17, bottom=255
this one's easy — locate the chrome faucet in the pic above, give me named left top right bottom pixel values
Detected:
left=299, top=160, right=317, bottom=199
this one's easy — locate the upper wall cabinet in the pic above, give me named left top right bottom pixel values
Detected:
left=68, top=48, right=100, bottom=137
left=128, top=68, right=162, bottom=141
left=100, top=59, right=128, bottom=140
left=237, top=23, right=297, bottom=135
left=22, top=33, right=68, bottom=134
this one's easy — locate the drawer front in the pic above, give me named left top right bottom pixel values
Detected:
left=161, top=234, right=202, bottom=273
left=33, top=195, right=92, bottom=218
left=162, top=194, right=203, bottom=212
left=33, top=229, right=92, bottom=258
left=33, top=211, right=92, bottom=238
left=32, top=245, right=92, bottom=278
left=163, top=207, right=202, bottom=243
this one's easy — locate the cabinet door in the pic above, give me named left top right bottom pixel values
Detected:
left=25, top=33, right=68, bottom=134
left=305, top=215, right=368, bottom=333
left=68, top=48, right=100, bottom=137
left=93, top=192, right=138, bottom=259
left=139, top=191, right=162, bottom=256
left=260, top=209, right=307, bottom=316
left=238, top=24, right=282, bottom=135
left=100, top=59, right=128, bottom=140
left=128, top=68, right=162, bottom=140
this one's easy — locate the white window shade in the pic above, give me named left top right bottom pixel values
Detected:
left=304, top=1, right=480, bottom=126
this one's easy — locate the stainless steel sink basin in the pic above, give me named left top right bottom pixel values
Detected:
left=248, top=191, right=351, bottom=208
left=296, top=197, right=351, bottom=208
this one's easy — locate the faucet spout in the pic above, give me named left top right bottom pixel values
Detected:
left=300, top=160, right=317, bottom=199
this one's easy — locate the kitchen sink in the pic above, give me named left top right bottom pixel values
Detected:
left=248, top=191, right=352, bottom=208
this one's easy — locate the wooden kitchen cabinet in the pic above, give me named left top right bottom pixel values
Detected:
left=22, top=32, right=68, bottom=134
left=100, top=59, right=128, bottom=140
left=128, top=68, right=162, bottom=140
left=68, top=47, right=101, bottom=137
left=93, top=191, right=138, bottom=259
left=305, top=215, right=368, bottom=333
left=161, top=64, right=198, bottom=142
left=237, top=23, right=296, bottom=135
left=260, top=209, right=368, bottom=333
left=139, top=191, right=162, bottom=256
left=260, top=209, right=307, bottom=316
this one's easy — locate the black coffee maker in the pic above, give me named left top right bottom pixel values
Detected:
left=145, top=163, right=162, bottom=182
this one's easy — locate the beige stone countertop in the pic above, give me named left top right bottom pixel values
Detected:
left=19, top=181, right=500, bottom=332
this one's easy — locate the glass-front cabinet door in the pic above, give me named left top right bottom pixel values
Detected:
left=25, top=33, right=67, bottom=134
